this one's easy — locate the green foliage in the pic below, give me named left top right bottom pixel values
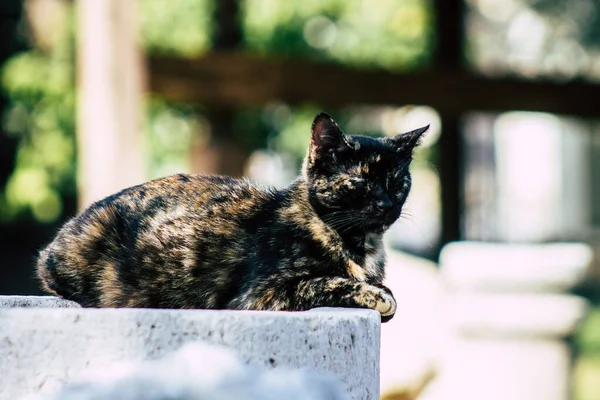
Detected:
left=265, top=105, right=321, bottom=161
left=139, top=0, right=214, bottom=57
left=0, top=0, right=435, bottom=224
left=0, top=7, right=76, bottom=223
left=574, top=353, right=600, bottom=400
left=242, top=0, right=434, bottom=69
left=144, top=98, right=200, bottom=179
left=574, top=305, right=600, bottom=400
left=575, top=305, right=600, bottom=354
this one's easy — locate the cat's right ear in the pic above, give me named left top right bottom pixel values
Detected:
left=310, top=112, right=349, bottom=160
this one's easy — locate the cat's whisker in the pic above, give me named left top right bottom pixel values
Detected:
left=328, top=218, right=361, bottom=232
left=323, top=214, right=350, bottom=223
left=324, top=213, right=357, bottom=222
left=324, top=213, right=358, bottom=229
left=397, top=213, right=435, bottom=249
left=338, top=217, right=368, bottom=234
left=322, top=210, right=355, bottom=219
left=322, top=212, right=360, bottom=230
left=331, top=216, right=364, bottom=227
left=400, top=210, right=415, bottom=219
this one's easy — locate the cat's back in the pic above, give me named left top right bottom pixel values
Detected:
left=113, top=173, right=271, bottom=210
left=46, top=173, right=276, bottom=248
left=74, top=173, right=275, bottom=228
left=37, top=173, right=276, bottom=305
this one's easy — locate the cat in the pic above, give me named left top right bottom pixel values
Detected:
left=37, top=112, right=427, bottom=322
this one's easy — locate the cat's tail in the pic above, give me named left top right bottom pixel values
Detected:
left=36, top=245, right=80, bottom=301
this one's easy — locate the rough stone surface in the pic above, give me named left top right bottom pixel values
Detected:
left=0, top=296, right=81, bottom=308
left=23, top=342, right=347, bottom=400
left=0, top=307, right=380, bottom=400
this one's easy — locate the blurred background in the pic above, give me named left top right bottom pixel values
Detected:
left=0, top=0, right=600, bottom=398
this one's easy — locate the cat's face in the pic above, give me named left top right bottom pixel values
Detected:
left=304, top=112, right=427, bottom=234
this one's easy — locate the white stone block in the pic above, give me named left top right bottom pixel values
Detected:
left=448, top=292, right=588, bottom=337
left=379, top=249, right=442, bottom=397
left=440, top=241, right=593, bottom=292
left=0, top=296, right=81, bottom=308
left=0, top=307, right=380, bottom=400
left=425, top=337, right=572, bottom=400
left=430, top=241, right=594, bottom=400
left=28, top=342, right=347, bottom=400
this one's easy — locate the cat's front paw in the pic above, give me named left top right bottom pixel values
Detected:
left=355, top=284, right=396, bottom=322
left=374, top=285, right=396, bottom=323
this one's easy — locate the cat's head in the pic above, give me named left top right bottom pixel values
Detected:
left=303, top=112, right=428, bottom=234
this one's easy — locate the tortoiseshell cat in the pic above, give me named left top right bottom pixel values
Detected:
left=37, top=113, right=427, bottom=322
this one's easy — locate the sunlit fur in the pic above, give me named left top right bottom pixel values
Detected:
left=37, top=113, right=427, bottom=322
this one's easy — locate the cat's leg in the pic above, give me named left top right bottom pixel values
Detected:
left=231, top=276, right=396, bottom=322
left=295, top=277, right=396, bottom=322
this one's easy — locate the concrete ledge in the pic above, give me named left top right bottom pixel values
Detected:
left=0, top=307, right=380, bottom=400
left=0, top=295, right=81, bottom=308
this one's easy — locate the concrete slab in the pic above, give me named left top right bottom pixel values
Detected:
left=0, top=295, right=80, bottom=308
left=0, top=307, right=380, bottom=400
left=28, top=342, right=348, bottom=400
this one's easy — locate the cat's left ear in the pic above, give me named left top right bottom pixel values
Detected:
left=309, top=112, right=351, bottom=160
left=389, top=125, right=429, bottom=152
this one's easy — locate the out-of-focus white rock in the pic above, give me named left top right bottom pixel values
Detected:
left=422, top=336, right=574, bottom=400
left=0, top=295, right=80, bottom=308
left=448, top=292, right=588, bottom=337
left=440, top=241, right=593, bottom=292
left=22, top=342, right=346, bottom=400
left=379, top=249, right=443, bottom=398
left=423, top=241, right=593, bottom=400
left=0, top=307, right=380, bottom=400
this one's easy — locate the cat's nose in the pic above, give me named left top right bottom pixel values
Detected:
left=375, top=196, right=393, bottom=211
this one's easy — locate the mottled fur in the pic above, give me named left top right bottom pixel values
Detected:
left=37, top=113, right=427, bottom=322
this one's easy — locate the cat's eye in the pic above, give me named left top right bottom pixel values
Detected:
left=386, top=176, right=398, bottom=189
left=348, top=178, right=365, bottom=190
left=387, top=170, right=405, bottom=187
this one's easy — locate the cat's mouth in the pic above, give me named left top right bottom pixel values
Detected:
left=364, top=212, right=399, bottom=233
left=321, top=207, right=400, bottom=234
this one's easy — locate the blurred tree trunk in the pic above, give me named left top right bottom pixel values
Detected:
left=0, top=0, right=22, bottom=190
left=191, top=0, right=249, bottom=178
left=191, top=108, right=249, bottom=177
left=434, top=0, right=465, bottom=252
left=77, top=0, right=146, bottom=209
